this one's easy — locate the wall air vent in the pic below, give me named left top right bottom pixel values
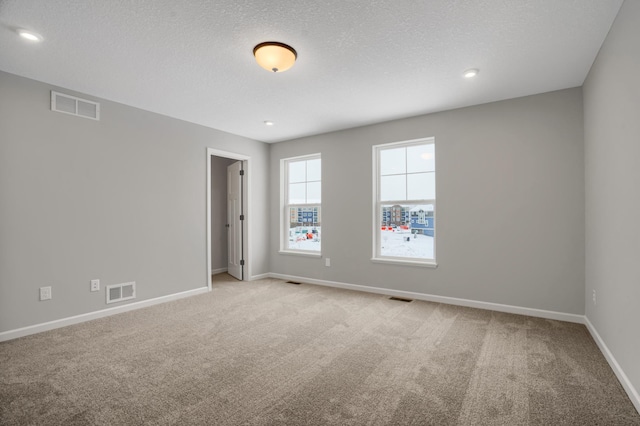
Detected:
left=51, top=91, right=100, bottom=120
left=106, top=282, right=136, bottom=304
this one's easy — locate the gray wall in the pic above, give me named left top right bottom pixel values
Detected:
left=210, top=156, right=237, bottom=271
left=270, top=88, right=585, bottom=314
left=584, top=0, right=640, bottom=399
left=0, top=71, right=270, bottom=333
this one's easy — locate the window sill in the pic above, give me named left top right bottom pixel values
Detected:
left=279, top=250, right=322, bottom=258
left=371, top=257, right=438, bottom=268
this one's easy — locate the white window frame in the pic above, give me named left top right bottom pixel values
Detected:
left=372, top=137, right=437, bottom=267
left=280, top=153, right=322, bottom=257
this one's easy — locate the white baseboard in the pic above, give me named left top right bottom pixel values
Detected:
left=584, top=317, right=640, bottom=414
left=267, top=273, right=585, bottom=323
left=211, top=267, right=228, bottom=275
left=250, top=273, right=270, bottom=281
left=0, top=286, right=210, bottom=343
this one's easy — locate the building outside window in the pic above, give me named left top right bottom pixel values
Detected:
left=410, top=206, right=434, bottom=235
left=373, top=138, right=435, bottom=265
left=281, top=154, right=321, bottom=253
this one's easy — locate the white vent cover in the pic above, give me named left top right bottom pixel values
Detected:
left=106, top=281, right=136, bottom=304
left=51, top=91, right=100, bottom=120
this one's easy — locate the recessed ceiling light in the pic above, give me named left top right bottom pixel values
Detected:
left=264, top=121, right=274, bottom=126
left=17, top=29, right=43, bottom=42
left=463, top=69, right=479, bottom=78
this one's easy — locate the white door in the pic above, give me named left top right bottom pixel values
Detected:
left=227, top=161, right=243, bottom=280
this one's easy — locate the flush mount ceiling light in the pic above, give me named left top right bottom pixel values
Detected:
left=253, top=42, right=297, bottom=73
left=264, top=121, right=274, bottom=126
left=17, top=29, right=43, bottom=42
left=463, top=68, right=479, bottom=78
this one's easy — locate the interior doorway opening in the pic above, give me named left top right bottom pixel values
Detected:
left=206, top=148, right=250, bottom=289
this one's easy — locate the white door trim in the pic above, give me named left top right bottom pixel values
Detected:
left=206, top=148, right=251, bottom=290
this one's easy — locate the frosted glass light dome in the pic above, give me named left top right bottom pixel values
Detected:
left=253, top=42, right=297, bottom=73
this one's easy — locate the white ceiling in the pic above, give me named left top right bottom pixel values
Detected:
left=0, top=0, right=624, bottom=143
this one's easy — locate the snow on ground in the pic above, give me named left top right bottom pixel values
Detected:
left=381, top=230, right=434, bottom=259
left=288, top=228, right=321, bottom=251
left=288, top=239, right=321, bottom=251
left=286, top=228, right=433, bottom=258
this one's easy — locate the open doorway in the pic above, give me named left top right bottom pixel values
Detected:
left=206, top=148, right=250, bottom=289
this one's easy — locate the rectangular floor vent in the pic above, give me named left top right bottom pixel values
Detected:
left=286, top=281, right=301, bottom=285
left=389, top=296, right=413, bottom=302
left=106, top=282, right=136, bottom=304
left=51, top=91, right=100, bottom=120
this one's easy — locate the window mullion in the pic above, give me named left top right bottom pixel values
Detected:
left=405, top=147, right=409, bottom=201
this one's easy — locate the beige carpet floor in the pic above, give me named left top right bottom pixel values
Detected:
left=1, top=274, right=639, bottom=425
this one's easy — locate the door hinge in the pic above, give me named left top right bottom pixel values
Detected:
left=240, top=214, right=245, bottom=221
left=240, top=260, right=245, bottom=266
left=239, top=170, right=245, bottom=176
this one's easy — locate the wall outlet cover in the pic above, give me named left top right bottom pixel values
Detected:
left=39, top=286, right=52, bottom=301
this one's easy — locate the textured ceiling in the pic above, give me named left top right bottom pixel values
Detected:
left=0, top=0, right=624, bottom=143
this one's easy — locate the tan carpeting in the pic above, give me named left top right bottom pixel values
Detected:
left=1, top=274, right=639, bottom=425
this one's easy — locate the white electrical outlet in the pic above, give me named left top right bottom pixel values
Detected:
left=39, top=286, right=52, bottom=301
left=325, top=258, right=330, bottom=267
left=593, top=289, right=597, bottom=305
left=90, top=279, right=100, bottom=292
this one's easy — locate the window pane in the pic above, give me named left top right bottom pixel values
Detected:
left=289, top=183, right=306, bottom=204
left=380, top=204, right=434, bottom=259
left=289, top=161, right=306, bottom=183
left=287, top=206, right=321, bottom=252
left=380, top=147, right=406, bottom=176
left=380, top=175, right=406, bottom=201
left=307, top=182, right=321, bottom=203
left=307, top=158, right=321, bottom=181
left=407, top=144, right=434, bottom=173
left=407, top=172, right=435, bottom=200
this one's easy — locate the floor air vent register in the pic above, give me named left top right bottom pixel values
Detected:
left=389, top=296, right=413, bottom=302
